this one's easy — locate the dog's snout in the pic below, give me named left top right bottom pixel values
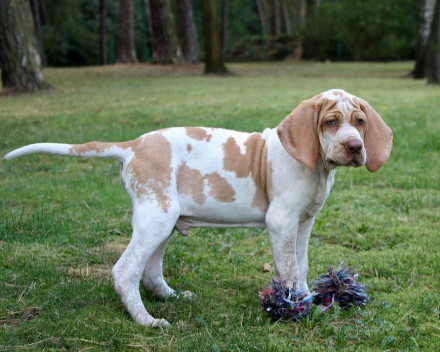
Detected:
left=344, top=139, right=363, bottom=153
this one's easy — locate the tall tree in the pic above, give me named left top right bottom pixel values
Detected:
left=29, top=0, right=46, bottom=65
left=100, top=0, right=108, bottom=65
left=0, top=0, right=51, bottom=93
left=427, top=0, right=440, bottom=83
left=272, top=0, right=281, bottom=36
left=149, top=0, right=182, bottom=64
left=221, top=0, right=229, bottom=50
left=117, top=0, right=137, bottom=63
left=281, top=0, right=292, bottom=35
left=256, top=0, right=270, bottom=37
left=413, top=0, right=436, bottom=78
left=177, top=0, right=199, bottom=63
left=202, top=0, right=228, bottom=74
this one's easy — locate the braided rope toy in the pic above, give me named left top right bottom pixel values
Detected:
left=260, top=262, right=368, bottom=322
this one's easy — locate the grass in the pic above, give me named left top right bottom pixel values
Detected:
left=1, top=61, right=439, bottom=351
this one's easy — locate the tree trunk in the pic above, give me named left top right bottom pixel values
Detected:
left=221, top=0, right=229, bottom=50
left=29, top=0, right=45, bottom=65
left=298, top=0, right=306, bottom=29
left=427, top=0, right=440, bottom=83
left=281, top=0, right=292, bottom=35
left=117, top=0, right=137, bottom=63
left=149, top=0, right=182, bottom=64
left=413, top=0, right=436, bottom=78
left=202, top=0, right=228, bottom=74
left=177, top=0, right=199, bottom=63
left=100, top=0, right=108, bottom=65
left=0, top=0, right=51, bottom=93
left=256, top=0, right=270, bottom=37
left=272, top=0, right=281, bottom=36
left=144, top=0, right=154, bottom=60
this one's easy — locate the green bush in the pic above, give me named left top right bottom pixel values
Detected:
left=302, top=0, right=417, bottom=61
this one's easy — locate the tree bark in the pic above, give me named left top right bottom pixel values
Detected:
left=0, top=0, right=51, bottom=93
left=177, top=0, right=199, bottom=63
left=29, top=0, right=46, bottom=66
left=281, top=0, right=292, bottom=35
left=117, top=0, right=137, bottom=63
left=256, top=0, right=270, bottom=37
left=427, top=0, right=440, bottom=83
left=413, top=0, right=436, bottom=78
left=221, top=0, right=229, bottom=50
left=149, top=0, right=182, bottom=64
left=100, top=0, right=108, bottom=65
left=202, top=0, right=228, bottom=74
left=272, top=0, right=281, bottom=36
left=144, top=0, right=154, bottom=59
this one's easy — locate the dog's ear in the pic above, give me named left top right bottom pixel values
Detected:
left=277, top=97, right=324, bottom=172
left=358, top=98, right=393, bottom=172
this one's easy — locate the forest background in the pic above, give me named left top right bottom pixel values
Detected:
left=38, top=0, right=417, bottom=67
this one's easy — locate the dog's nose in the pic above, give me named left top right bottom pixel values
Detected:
left=344, top=139, right=363, bottom=153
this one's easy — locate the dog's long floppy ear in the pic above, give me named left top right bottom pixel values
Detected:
left=358, top=98, right=393, bottom=172
left=277, top=97, right=323, bottom=172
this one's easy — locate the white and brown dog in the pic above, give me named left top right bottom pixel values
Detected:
left=4, top=89, right=392, bottom=327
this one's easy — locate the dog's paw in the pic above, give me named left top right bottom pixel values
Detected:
left=170, top=290, right=197, bottom=301
left=181, top=290, right=197, bottom=300
left=151, top=318, right=171, bottom=328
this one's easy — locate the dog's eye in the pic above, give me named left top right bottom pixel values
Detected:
left=326, top=119, right=337, bottom=127
left=356, top=118, right=364, bottom=126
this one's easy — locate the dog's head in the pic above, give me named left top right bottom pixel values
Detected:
left=277, top=89, right=393, bottom=172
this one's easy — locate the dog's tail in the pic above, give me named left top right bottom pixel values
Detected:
left=3, top=141, right=134, bottom=163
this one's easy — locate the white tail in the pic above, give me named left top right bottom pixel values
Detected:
left=4, top=142, right=133, bottom=163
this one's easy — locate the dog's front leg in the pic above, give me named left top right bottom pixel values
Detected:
left=296, top=215, right=315, bottom=294
left=265, top=201, right=300, bottom=289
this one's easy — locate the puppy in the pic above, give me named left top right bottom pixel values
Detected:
left=4, top=89, right=392, bottom=327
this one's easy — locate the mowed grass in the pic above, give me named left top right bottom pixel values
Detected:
left=1, top=61, right=439, bottom=351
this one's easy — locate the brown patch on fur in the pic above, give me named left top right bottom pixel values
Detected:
left=206, top=172, right=236, bottom=202
left=177, top=164, right=235, bottom=204
left=70, top=141, right=118, bottom=155
left=185, top=127, right=212, bottom=142
left=177, top=163, right=206, bottom=204
left=187, top=144, right=192, bottom=153
left=222, top=134, right=268, bottom=211
left=126, top=134, right=172, bottom=212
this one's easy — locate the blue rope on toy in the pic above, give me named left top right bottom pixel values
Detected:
left=311, top=261, right=368, bottom=311
left=260, top=280, right=314, bottom=322
left=260, top=262, right=368, bottom=322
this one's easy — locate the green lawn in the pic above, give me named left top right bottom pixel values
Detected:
left=1, top=62, right=439, bottom=351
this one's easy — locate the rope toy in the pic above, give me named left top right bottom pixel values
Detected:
left=260, top=262, right=368, bottom=322
left=311, top=261, right=368, bottom=311
left=260, top=280, right=314, bottom=322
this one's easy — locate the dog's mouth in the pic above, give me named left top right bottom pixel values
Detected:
left=348, top=160, right=360, bottom=167
left=326, top=158, right=363, bottom=169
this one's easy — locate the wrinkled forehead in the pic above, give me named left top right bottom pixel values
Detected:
left=319, top=89, right=361, bottom=115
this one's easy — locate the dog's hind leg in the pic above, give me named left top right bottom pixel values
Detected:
left=112, top=201, right=179, bottom=327
left=141, top=237, right=174, bottom=299
left=141, top=236, right=197, bottom=300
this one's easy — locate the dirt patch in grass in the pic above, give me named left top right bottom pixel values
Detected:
left=0, top=307, right=41, bottom=327
left=102, top=236, right=130, bottom=255
left=66, top=236, right=130, bottom=280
